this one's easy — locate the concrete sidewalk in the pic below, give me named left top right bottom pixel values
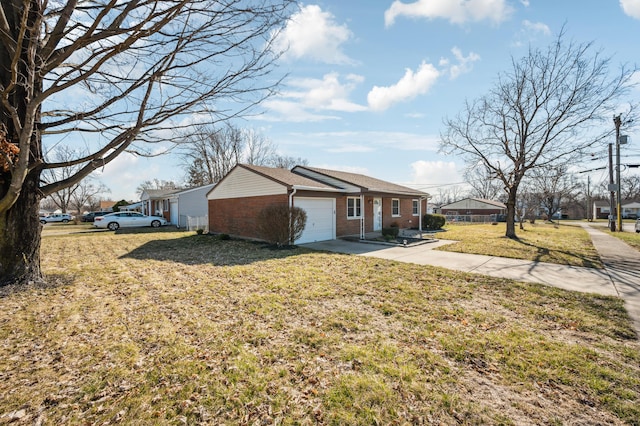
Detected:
left=303, top=226, right=640, bottom=335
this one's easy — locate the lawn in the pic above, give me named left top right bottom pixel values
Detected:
left=436, top=222, right=604, bottom=268
left=1, top=229, right=639, bottom=424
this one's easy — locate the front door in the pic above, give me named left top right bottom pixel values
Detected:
left=373, top=198, right=382, bottom=231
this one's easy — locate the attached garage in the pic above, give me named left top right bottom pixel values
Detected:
left=295, top=197, right=336, bottom=244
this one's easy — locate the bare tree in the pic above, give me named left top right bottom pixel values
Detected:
left=269, top=155, right=309, bottom=169
left=69, top=180, right=111, bottom=214
left=0, top=0, right=294, bottom=285
left=41, top=146, right=84, bottom=213
left=182, top=125, right=307, bottom=186
left=182, top=125, right=245, bottom=186
left=136, top=179, right=181, bottom=198
left=621, top=174, right=640, bottom=200
left=464, top=163, right=502, bottom=200
left=530, top=165, right=582, bottom=222
left=441, top=30, right=636, bottom=238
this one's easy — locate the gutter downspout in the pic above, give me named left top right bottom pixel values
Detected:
left=360, top=194, right=365, bottom=240
left=289, top=188, right=297, bottom=245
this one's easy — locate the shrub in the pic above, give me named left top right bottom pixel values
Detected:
left=382, top=227, right=399, bottom=239
left=257, top=204, right=308, bottom=246
left=422, top=214, right=446, bottom=230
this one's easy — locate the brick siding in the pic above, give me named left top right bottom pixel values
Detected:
left=209, top=194, right=288, bottom=238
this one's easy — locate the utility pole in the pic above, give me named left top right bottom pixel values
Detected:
left=609, top=142, right=616, bottom=231
left=587, top=175, right=591, bottom=221
left=614, top=114, right=622, bottom=232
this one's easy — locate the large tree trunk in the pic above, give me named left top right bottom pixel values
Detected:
left=505, top=188, right=518, bottom=239
left=0, top=170, right=43, bottom=286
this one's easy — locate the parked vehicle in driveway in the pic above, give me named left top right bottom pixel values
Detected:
left=40, top=213, right=73, bottom=224
left=81, top=211, right=109, bottom=222
left=636, top=218, right=640, bottom=233
left=94, top=212, right=168, bottom=231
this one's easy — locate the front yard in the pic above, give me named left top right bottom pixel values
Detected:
left=1, top=229, right=639, bottom=424
left=436, top=222, right=605, bottom=268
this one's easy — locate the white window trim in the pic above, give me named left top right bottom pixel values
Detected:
left=392, top=198, right=400, bottom=217
left=347, top=196, right=362, bottom=219
left=412, top=199, right=419, bottom=216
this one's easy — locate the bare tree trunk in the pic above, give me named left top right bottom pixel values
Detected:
left=0, top=170, right=43, bottom=285
left=505, top=189, right=518, bottom=239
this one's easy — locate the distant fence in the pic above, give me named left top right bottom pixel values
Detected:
left=444, top=214, right=499, bottom=224
left=179, top=215, right=208, bottom=231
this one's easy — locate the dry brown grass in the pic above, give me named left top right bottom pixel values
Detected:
left=437, top=222, right=604, bottom=268
left=1, top=229, right=639, bottom=425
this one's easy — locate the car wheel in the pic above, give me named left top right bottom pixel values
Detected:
left=151, top=220, right=161, bottom=228
left=107, top=222, right=120, bottom=231
left=40, top=220, right=46, bottom=225
left=62, top=219, right=69, bottom=223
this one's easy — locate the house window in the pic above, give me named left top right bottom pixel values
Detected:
left=412, top=199, right=419, bottom=216
left=392, top=199, right=400, bottom=217
left=347, top=197, right=361, bottom=219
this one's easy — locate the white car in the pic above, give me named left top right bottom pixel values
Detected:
left=636, top=218, right=640, bottom=233
left=40, top=213, right=73, bottom=224
left=94, top=212, right=168, bottom=231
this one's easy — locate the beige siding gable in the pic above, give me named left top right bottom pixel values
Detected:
left=208, top=167, right=287, bottom=200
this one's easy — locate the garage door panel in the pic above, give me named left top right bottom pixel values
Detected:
left=295, top=198, right=335, bottom=244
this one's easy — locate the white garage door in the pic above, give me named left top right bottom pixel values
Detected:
left=170, top=200, right=178, bottom=225
left=295, top=198, right=335, bottom=244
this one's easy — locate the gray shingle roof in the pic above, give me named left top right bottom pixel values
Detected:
left=240, top=164, right=339, bottom=190
left=293, top=166, right=428, bottom=196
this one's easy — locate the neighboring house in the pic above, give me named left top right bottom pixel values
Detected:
left=593, top=200, right=611, bottom=220
left=140, top=189, right=181, bottom=222
left=169, top=183, right=216, bottom=228
left=594, top=199, right=640, bottom=220
left=621, top=199, right=640, bottom=219
left=99, top=200, right=116, bottom=212
left=207, top=164, right=430, bottom=244
left=439, top=198, right=506, bottom=216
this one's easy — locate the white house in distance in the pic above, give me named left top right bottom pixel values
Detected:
left=140, top=184, right=215, bottom=228
left=593, top=199, right=640, bottom=220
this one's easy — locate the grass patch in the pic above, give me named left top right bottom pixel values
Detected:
left=437, top=222, right=603, bottom=268
left=0, top=229, right=638, bottom=424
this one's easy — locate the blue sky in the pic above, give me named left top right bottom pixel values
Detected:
left=96, top=0, right=640, bottom=201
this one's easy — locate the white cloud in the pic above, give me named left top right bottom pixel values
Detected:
left=274, top=4, right=354, bottom=64
left=522, top=20, right=551, bottom=36
left=261, top=72, right=366, bottom=122
left=326, top=144, right=375, bottom=153
left=367, top=62, right=440, bottom=111
left=410, top=160, right=462, bottom=185
left=282, top=130, right=440, bottom=152
left=384, top=0, right=513, bottom=26
left=444, top=47, right=480, bottom=79
left=621, top=0, right=640, bottom=19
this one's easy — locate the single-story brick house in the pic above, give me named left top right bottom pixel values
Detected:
left=438, top=198, right=506, bottom=216
left=207, top=164, right=430, bottom=244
